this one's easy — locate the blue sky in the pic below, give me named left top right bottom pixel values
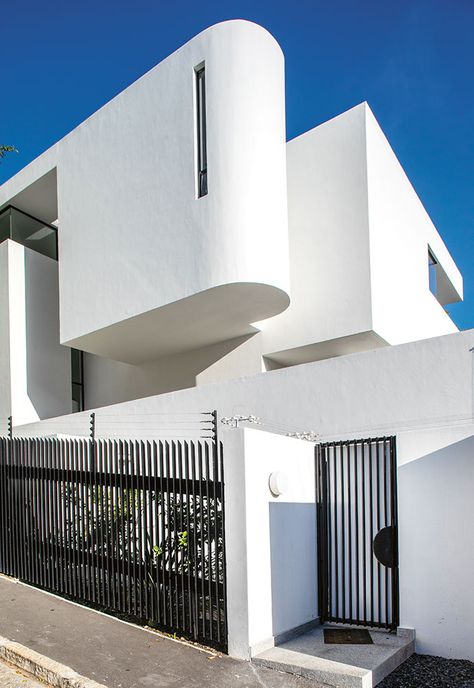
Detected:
left=1, top=0, right=473, bottom=328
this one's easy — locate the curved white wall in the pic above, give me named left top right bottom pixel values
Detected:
left=56, top=20, right=289, bottom=361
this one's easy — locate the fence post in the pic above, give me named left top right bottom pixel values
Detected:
left=90, top=412, right=96, bottom=471
left=7, top=416, right=12, bottom=440
left=211, top=409, right=218, bottom=448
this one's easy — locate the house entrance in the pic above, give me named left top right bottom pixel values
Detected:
left=315, top=437, right=399, bottom=630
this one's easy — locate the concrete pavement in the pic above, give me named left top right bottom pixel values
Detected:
left=0, top=575, right=323, bottom=688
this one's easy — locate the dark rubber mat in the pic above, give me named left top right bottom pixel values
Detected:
left=324, top=628, right=373, bottom=644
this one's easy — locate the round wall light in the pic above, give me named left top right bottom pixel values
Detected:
left=268, top=471, right=287, bottom=497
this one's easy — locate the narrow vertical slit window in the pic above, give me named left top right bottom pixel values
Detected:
left=71, top=349, right=85, bottom=413
left=195, top=64, right=208, bottom=197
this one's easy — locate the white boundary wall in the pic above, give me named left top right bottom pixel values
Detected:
left=398, top=435, right=474, bottom=661
left=224, top=428, right=316, bottom=658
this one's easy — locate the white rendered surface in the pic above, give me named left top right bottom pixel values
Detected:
left=1, top=21, right=290, bottom=364
left=243, top=430, right=317, bottom=654
left=0, top=241, right=71, bottom=424
left=58, top=20, right=288, bottom=361
left=261, top=103, right=461, bottom=365
left=365, top=105, right=462, bottom=345
left=398, top=435, right=474, bottom=661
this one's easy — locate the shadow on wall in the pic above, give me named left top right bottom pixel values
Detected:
left=269, top=501, right=318, bottom=639
left=398, top=434, right=474, bottom=661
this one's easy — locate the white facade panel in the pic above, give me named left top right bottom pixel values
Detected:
left=55, top=20, right=289, bottom=361
left=0, top=241, right=71, bottom=424
left=365, top=105, right=461, bottom=346
left=261, top=103, right=375, bottom=364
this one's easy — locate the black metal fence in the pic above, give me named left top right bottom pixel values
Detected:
left=0, top=431, right=227, bottom=651
left=316, top=436, right=399, bottom=630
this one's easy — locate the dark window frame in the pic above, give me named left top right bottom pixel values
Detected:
left=71, top=349, right=85, bottom=413
left=195, top=64, right=208, bottom=197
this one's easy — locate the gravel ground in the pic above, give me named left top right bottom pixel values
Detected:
left=379, top=653, right=474, bottom=688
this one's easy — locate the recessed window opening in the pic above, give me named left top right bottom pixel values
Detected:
left=195, top=63, right=208, bottom=197
left=71, top=349, right=84, bottom=413
left=428, top=248, right=438, bottom=298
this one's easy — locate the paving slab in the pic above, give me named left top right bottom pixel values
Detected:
left=253, top=625, right=415, bottom=688
left=0, top=575, right=324, bottom=688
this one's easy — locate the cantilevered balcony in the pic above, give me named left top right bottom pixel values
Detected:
left=0, top=205, right=58, bottom=260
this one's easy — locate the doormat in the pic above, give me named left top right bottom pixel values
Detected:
left=324, top=628, right=373, bottom=645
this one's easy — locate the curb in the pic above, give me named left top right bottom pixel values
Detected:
left=0, top=635, right=108, bottom=688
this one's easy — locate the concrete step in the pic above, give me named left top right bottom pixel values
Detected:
left=252, top=625, right=415, bottom=688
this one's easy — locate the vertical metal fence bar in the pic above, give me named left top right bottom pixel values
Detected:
left=183, top=442, right=192, bottom=636
left=326, top=447, right=332, bottom=622
left=150, top=441, right=159, bottom=625
left=17, top=440, right=25, bottom=582
left=164, top=441, right=173, bottom=629
left=119, top=440, right=127, bottom=614
left=212, top=437, right=220, bottom=645
left=171, top=441, right=179, bottom=630
left=198, top=442, right=206, bottom=640
left=341, top=445, right=346, bottom=621
left=103, top=441, right=111, bottom=609
left=97, top=440, right=105, bottom=607
left=204, top=442, right=212, bottom=642
left=376, top=440, right=382, bottom=626
left=384, top=440, right=389, bottom=626
left=116, top=440, right=124, bottom=613
left=347, top=443, right=353, bottom=623
left=219, top=440, right=227, bottom=648
left=0, top=440, right=5, bottom=574
left=333, top=445, right=339, bottom=621
left=190, top=442, right=199, bottom=641
left=106, top=440, right=114, bottom=610
left=13, top=440, right=21, bottom=580
left=40, top=439, right=48, bottom=589
left=50, top=440, right=59, bottom=594
left=368, top=440, right=375, bottom=625
left=158, top=441, right=167, bottom=627
left=140, top=441, right=148, bottom=621
left=176, top=441, right=185, bottom=632
left=130, top=441, right=137, bottom=618
left=390, top=437, right=400, bottom=629
left=354, top=441, right=360, bottom=624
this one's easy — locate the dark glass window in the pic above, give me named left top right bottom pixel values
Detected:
left=428, top=248, right=438, bottom=297
left=195, top=65, right=208, bottom=197
left=0, top=205, right=58, bottom=260
left=71, top=349, right=84, bottom=413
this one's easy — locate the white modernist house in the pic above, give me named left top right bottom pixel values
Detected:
left=1, top=19, right=473, bottom=682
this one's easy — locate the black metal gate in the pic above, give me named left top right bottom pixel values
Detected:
left=315, top=437, right=399, bottom=630
left=0, top=433, right=227, bottom=652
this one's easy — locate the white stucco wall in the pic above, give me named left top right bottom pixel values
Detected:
left=221, top=427, right=316, bottom=659
left=365, top=105, right=462, bottom=346
left=15, top=328, right=474, bottom=455
left=54, top=20, right=289, bottom=361
left=0, top=243, right=12, bottom=423
left=261, top=103, right=375, bottom=365
left=261, top=103, right=461, bottom=366
left=243, top=429, right=317, bottom=654
left=398, top=435, right=474, bottom=660
left=0, top=240, right=71, bottom=424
